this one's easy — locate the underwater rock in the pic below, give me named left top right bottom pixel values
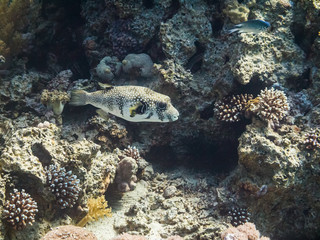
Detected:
left=159, top=0, right=212, bottom=65
left=222, top=0, right=252, bottom=24
left=234, top=121, right=320, bottom=238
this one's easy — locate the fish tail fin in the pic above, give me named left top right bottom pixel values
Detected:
left=69, top=89, right=88, bottom=106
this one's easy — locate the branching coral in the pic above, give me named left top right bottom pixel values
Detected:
left=304, top=129, right=320, bottom=150
left=3, top=189, right=38, bottom=230
left=215, top=94, right=253, bottom=122
left=250, top=88, right=289, bottom=127
left=45, top=164, right=80, bottom=209
left=0, top=0, right=39, bottom=61
left=77, top=195, right=112, bottom=227
left=121, top=145, right=142, bottom=161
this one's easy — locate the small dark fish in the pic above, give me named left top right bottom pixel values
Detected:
left=228, top=19, right=271, bottom=34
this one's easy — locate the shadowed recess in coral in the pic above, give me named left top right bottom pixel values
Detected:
left=27, top=0, right=89, bottom=79
left=146, top=137, right=238, bottom=173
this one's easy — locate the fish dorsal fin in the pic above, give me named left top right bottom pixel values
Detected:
left=98, top=82, right=114, bottom=90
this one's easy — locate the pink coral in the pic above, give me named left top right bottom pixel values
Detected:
left=221, top=222, right=270, bottom=240
left=111, top=233, right=148, bottom=240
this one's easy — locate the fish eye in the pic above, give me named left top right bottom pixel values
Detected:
left=136, top=101, right=148, bottom=114
left=157, top=102, right=167, bottom=110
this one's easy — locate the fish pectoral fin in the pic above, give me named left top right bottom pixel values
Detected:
left=129, top=102, right=143, bottom=118
left=96, top=109, right=110, bottom=121
left=98, top=82, right=114, bottom=91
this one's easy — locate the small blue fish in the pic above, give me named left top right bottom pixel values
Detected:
left=228, top=19, right=271, bottom=34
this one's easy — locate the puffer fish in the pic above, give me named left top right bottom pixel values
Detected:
left=69, top=85, right=179, bottom=122
left=228, top=19, right=270, bottom=34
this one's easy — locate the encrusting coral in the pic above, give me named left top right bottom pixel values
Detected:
left=77, top=195, right=112, bottom=227
left=40, top=89, right=70, bottom=115
left=45, top=164, right=81, bottom=209
left=3, top=189, right=38, bottom=230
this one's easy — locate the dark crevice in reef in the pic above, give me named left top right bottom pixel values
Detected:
left=145, top=34, right=167, bottom=62
left=186, top=41, right=205, bottom=73
left=31, top=143, right=52, bottom=167
left=233, top=75, right=267, bottom=96
left=163, top=0, right=180, bottom=22
left=290, top=21, right=318, bottom=57
left=286, top=68, right=312, bottom=92
left=211, top=15, right=224, bottom=37
left=146, top=136, right=239, bottom=174
left=143, top=0, right=154, bottom=9
left=26, top=0, right=90, bottom=79
left=200, top=102, right=215, bottom=120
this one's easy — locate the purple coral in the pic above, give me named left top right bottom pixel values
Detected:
left=115, top=157, right=138, bottom=192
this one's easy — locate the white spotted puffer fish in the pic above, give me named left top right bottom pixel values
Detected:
left=228, top=19, right=270, bottom=34
left=69, top=86, right=179, bottom=122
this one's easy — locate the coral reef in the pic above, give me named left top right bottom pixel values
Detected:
left=233, top=121, right=320, bottom=239
left=41, top=225, right=97, bottom=240
left=3, top=189, right=38, bottom=230
left=45, top=165, right=81, bottom=209
left=1, top=0, right=320, bottom=239
left=77, top=195, right=112, bottom=227
left=0, top=0, right=39, bottom=62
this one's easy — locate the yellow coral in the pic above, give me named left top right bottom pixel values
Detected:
left=0, top=0, right=38, bottom=61
left=77, top=195, right=112, bottom=227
